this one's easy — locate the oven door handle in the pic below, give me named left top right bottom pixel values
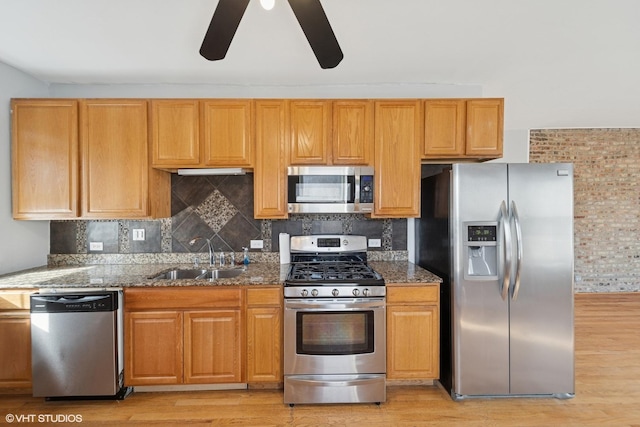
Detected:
left=285, top=299, right=385, bottom=310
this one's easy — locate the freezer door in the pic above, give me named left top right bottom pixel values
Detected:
left=508, top=163, right=575, bottom=395
left=451, top=164, right=510, bottom=396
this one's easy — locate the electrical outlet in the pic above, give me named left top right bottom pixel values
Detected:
left=89, top=241, right=104, bottom=251
left=250, top=239, right=264, bottom=249
left=132, top=229, right=145, bottom=241
left=368, top=238, right=382, bottom=248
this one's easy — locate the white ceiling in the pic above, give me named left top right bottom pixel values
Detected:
left=1, top=0, right=640, bottom=128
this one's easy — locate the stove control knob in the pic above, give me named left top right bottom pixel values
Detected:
left=352, top=288, right=360, bottom=296
left=332, top=288, right=339, bottom=297
left=363, top=288, right=370, bottom=297
left=301, top=289, right=308, bottom=297
left=311, top=289, right=319, bottom=297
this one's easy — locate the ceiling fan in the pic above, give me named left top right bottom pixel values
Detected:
left=199, top=0, right=343, bottom=69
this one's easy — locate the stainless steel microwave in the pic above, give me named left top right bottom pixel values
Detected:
left=287, top=166, right=374, bottom=214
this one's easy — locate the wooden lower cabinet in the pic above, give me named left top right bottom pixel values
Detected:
left=125, top=311, right=183, bottom=385
left=124, top=287, right=243, bottom=386
left=386, top=284, right=440, bottom=380
left=124, top=286, right=281, bottom=388
left=245, top=287, right=282, bottom=384
left=0, top=290, right=35, bottom=390
left=184, top=310, right=242, bottom=384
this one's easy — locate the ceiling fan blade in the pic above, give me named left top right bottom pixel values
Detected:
left=287, top=0, right=343, bottom=69
left=200, top=0, right=250, bottom=61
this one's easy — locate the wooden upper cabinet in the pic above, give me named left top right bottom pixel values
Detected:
left=150, top=99, right=201, bottom=168
left=11, top=99, right=79, bottom=220
left=288, top=100, right=373, bottom=166
left=254, top=100, right=289, bottom=219
left=373, top=100, right=422, bottom=218
left=202, top=100, right=253, bottom=167
left=289, top=100, right=331, bottom=165
left=80, top=99, right=151, bottom=218
left=465, top=98, right=504, bottom=157
left=423, top=98, right=504, bottom=159
left=332, top=100, right=373, bottom=165
left=423, top=99, right=466, bottom=158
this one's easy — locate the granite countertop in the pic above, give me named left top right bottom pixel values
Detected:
left=0, top=261, right=441, bottom=290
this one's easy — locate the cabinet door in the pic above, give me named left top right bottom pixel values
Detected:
left=289, top=100, right=331, bottom=165
left=150, top=99, right=201, bottom=168
left=387, top=305, right=439, bottom=380
left=80, top=100, right=150, bottom=218
left=11, top=99, right=79, bottom=219
left=332, top=100, right=373, bottom=165
left=202, top=100, right=253, bottom=167
left=125, top=311, right=183, bottom=385
left=254, top=100, right=289, bottom=219
left=246, top=306, right=282, bottom=383
left=0, top=313, right=31, bottom=388
left=373, top=100, right=422, bottom=217
left=184, top=310, right=242, bottom=384
left=423, top=99, right=466, bottom=158
left=465, top=98, right=504, bottom=157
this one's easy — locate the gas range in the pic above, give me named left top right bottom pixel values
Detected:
left=283, top=234, right=387, bottom=405
left=284, top=235, right=385, bottom=298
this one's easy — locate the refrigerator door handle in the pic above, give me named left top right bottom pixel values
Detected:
left=500, top=200, right=512, bottom=301
left=511, top=200, right=524, bottom=300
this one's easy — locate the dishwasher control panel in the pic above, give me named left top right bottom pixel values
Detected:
left=30, top=292, right=118, bottom=313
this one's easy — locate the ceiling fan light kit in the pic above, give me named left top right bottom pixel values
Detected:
left=260, top=0, right=275, bottom=11
left=200, top=0, right=343, bottom=68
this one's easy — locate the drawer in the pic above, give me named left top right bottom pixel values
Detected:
left=387, top=285, right=439, bottom=304
left=0, top=290, right=35, bottom=311
left=124, top=287, right=242, bottom=311
left=246, top=287, right=282, bottom=307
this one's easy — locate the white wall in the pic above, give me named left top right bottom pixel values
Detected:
left=0, top=62, right=49, bottom=275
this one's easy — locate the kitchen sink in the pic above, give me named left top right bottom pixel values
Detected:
left=150, top=269, right=209, bottom=280
left=202, top=268, right=244, bottom=279
left=149, top=268, right=244, bottom=280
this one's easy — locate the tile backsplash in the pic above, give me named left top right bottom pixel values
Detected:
left=50, top=174, right=407, bottom=259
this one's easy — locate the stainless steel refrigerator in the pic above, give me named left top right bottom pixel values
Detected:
left=415, top=163, right=575, bottom=400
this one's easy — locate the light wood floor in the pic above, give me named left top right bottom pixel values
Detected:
left=2, top=293, right=639, bottom=426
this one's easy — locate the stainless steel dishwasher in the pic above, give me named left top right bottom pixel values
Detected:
left=30, top=289, right=131, bottom=399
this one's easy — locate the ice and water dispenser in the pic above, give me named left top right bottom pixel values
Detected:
left=463, top=223, right=499, bottom=280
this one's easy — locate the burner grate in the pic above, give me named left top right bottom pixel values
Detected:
left=288, top=262, right=381, bottom=282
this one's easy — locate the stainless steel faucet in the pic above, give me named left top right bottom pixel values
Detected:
left=189, top=237, right=215, bottom=267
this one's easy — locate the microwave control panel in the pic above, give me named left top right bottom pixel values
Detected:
left=360, top=175, right=374, bottom=203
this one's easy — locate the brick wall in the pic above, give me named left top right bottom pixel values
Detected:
left=529, top=129, right=640, bottom=292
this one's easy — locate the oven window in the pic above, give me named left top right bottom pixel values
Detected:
left=296, top=310, right=375, bottom=355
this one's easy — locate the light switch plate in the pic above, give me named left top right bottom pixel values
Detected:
left=89, top=241, right=104, bottom=251
left=250, top=240, right=264, bottom=249
left=368, top=238, right=382, bottom=248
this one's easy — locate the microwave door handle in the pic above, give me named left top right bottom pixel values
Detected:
left=350, top=174, right=357, bottom=203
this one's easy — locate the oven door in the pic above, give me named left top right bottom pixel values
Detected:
left=284, top=298, right=386, bottom=376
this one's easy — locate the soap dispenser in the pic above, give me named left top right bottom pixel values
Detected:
left=242, top=247, right=250, bottom=265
